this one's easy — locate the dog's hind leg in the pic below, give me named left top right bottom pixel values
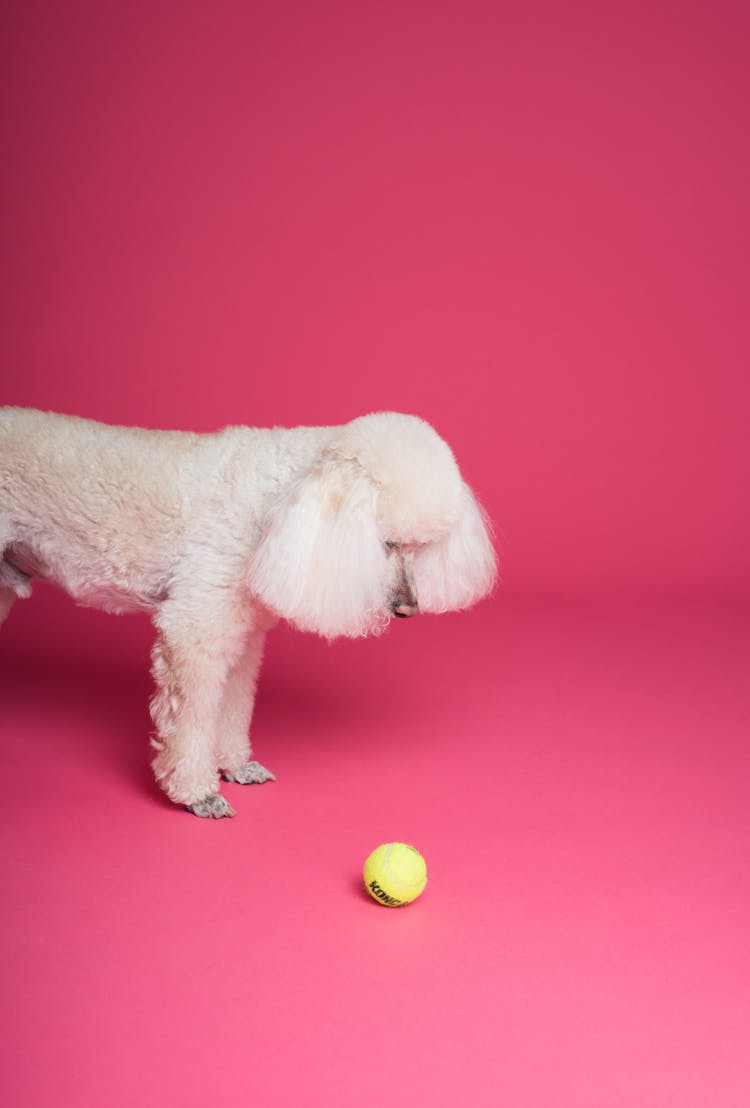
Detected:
left=0, top=586, right=16, bottom=628
left=1, top=536, right=32, bottom=627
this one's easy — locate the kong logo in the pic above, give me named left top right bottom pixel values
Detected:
left=369, top=880, right=403, bottom=907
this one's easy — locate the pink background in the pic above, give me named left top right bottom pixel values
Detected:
left=1, top=2, right=749, bottom=1105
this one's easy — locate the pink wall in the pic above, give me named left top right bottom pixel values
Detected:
left=2, top=0, right=748, bottom=596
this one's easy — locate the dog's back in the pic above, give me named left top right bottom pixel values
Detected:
left=0, top=408, right=205, bottom=612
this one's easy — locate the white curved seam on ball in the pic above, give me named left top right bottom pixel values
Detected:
left=384, top=843, right=423, bottom=890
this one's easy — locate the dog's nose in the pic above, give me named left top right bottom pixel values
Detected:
left=391, top=600, right=419, bottom=618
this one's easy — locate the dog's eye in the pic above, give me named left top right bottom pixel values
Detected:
left=384, top=540, right=399, bottom=553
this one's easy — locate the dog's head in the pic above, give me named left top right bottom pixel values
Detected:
left=249, top=413, right=497, bottom=638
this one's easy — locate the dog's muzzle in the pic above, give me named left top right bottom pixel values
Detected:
left=390, top=590, right=419, bottom=618
left=390, top=557, right=419, bottom=618
left=392, top=601, right=419, bottom=618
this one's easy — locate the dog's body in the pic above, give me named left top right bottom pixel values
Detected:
left=0, top=407, right=496, bottom=817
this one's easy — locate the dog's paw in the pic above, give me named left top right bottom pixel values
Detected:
left=221, top=761, right=276, bottom=786
left=188, top=794, right=237, bottom=819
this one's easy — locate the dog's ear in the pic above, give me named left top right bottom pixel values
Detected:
left=411, top=483, right=497, bottom=613
left=249, top=457, right=390, bottom=638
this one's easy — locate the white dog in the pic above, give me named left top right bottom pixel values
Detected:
left=0, top=407, right=496, bottom=817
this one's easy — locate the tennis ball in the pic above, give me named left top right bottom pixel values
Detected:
left=363, top=842, right=428, bottom=907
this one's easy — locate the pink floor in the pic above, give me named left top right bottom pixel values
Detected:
left=2, top=587, right=749, bottom=1107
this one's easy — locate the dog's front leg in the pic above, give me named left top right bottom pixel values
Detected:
left=217, top=625, right=275, bottom=786
left=149, top=606, right=246, bottom=819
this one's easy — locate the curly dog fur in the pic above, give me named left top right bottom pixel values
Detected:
left=0, top=407, right=496, bottom=817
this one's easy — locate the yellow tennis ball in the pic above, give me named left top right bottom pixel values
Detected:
left=363, top=842, right=428, bottom=907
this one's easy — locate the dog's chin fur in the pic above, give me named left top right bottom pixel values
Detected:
left=0, top=407, right=497, bottom=814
